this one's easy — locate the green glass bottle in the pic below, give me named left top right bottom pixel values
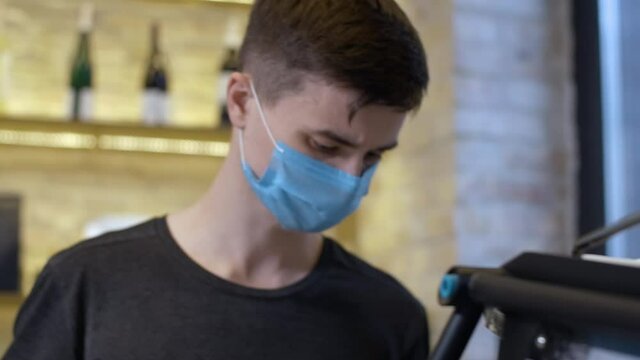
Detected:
left=218, top=47, right=238, bottom=128
left=217, top=19, right=242, bottom=128
left=68, top=3, right=94, bottom=122
left=142, top=22, right=170, bottom=126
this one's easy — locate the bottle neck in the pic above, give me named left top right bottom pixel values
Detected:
left=71, top=31, right=92, bottom=89
left=145, top=24, right=168, bottom=90
left=147, top=24, right=166, bottom=72
left=150, top=24, right=161, bottom=56
left=77, top=31, right=91, bottom=62
left=222, top=49, right=238, bottom=71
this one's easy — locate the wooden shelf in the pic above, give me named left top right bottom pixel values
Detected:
left=0, top=293, right=22, bottom=305
left=0, top=117, right=232, bottom=158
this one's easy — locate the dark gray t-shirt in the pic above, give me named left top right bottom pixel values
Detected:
left=3, top=217, right=429, bottom=360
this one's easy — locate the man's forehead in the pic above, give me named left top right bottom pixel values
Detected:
left=299, top=108, right=405, bottom=149
left=279, top=77, right=406, bottom=133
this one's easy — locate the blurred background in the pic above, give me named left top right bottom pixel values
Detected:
left=0, top=0, right=638, bottom=359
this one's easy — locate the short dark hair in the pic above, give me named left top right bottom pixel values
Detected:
left=239, top=0, right=429, bottom=116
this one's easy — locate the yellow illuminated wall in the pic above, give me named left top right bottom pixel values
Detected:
left=1, top=0, right=249, bottom=127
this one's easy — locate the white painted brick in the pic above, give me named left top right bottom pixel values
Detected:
left=498, top=19, right=550, bottom=51
left=455, top=203, right=558, bottom=240
left=454, top=10, right=500, bottom=44
left=456, top=108, right=548, bottom=145
left=457, top=172, right=557, bottom=206
left=455, top=0, right=548, bottom=20
left=456, top=75, right=554, bottom=114
left=451, top=2, right=575, bottom=358
left=456, top=138, right=553, bottom=175
left=455, top=31, right=549, bottom=77
left=507, top=78, right=554, bottom=113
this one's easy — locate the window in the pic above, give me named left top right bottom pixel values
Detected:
left=600, top=0, right=640, bottom=257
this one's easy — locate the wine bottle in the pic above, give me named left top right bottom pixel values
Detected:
left=142, top=22, right=170, bottom=127
left=217, top=19, right=242, bottom=128
left=68, top=3, right=94, bottom=122
left=218, top=48, right=238, bottom=128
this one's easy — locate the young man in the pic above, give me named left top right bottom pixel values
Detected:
left=4, top=0, right=429, bottom=359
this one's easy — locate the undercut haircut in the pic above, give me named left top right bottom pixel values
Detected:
left=239, top=0, right=429, bottom=116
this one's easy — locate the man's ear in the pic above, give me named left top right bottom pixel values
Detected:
left=226, top=72, right=252, bottom=129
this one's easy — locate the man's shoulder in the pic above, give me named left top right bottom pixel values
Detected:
left=324, top=238, right=429, bottom=347
left=46, top=217, right=161, bottom=275
left=325, top=238, right=425, bottom=312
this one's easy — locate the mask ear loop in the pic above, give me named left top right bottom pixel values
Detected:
left=238, top=79, right=285, bottom=167
left=238, top=128, right=248, bottom=165
left=248, top=80, right=284, bottom=153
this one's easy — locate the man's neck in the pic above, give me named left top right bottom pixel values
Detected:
left=166, top=151, right=324, bottom=290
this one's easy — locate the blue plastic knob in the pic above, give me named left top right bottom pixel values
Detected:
left=439, top=274, right=460, bottom=302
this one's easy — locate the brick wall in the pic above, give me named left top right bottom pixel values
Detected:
left=454, top=0, right=575, bottom=357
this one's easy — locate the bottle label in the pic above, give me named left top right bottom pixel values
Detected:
left=143, top=89, right=170, bottom=126
left=67, top=88, right=93, bottom=122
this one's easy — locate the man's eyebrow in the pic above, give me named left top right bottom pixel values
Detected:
left=313, top=130, right=359, bottom=148
left=312, top=130, right=398, bottom=151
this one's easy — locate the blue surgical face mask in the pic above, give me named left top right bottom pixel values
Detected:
left=238, top=81, right=378, bottom=233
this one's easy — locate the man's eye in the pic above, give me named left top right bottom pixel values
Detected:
left=310, top=139, right=338, bottom=154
